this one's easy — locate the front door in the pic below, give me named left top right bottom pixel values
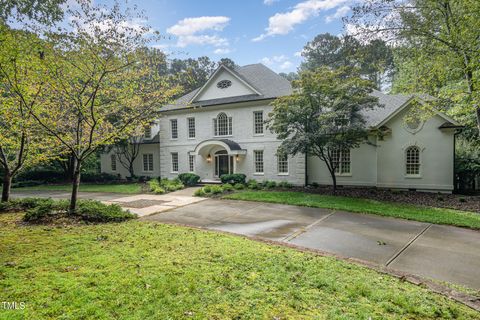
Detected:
left=216, top=155, right=230, bottom=177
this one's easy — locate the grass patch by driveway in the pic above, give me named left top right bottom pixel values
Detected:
left=13, top=183, right=143, bottom=194
left=1, top=213, right=478, bottom=319
left=223, top=191, right=480, bottom=229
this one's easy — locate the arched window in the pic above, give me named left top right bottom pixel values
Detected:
left=214, top=112, right=232, bottom=136
left=406, top=146, right=420, bottom=175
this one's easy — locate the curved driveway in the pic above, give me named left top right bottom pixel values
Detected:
left=144, top=198, right=480, bottom=291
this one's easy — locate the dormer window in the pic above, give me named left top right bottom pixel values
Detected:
left=216, top=80, right=232, bottom=89
left=144, top=126, right=152, bottom=139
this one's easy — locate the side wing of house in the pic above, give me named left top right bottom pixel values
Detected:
left=307, top=98, right=458, bottom=192
left=100, top=122, right=161, bottom=179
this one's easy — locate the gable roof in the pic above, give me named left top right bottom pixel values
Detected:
left=161, top=65, right=458, bottom=128
left=161, top=63, right=292, bottom=112
left=189, top=64, right=262, bottom=103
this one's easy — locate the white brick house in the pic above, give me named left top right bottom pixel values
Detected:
left=101, top=63, right=461, bottom=192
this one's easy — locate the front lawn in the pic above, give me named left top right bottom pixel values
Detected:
left=223, top=191, right=480, bottom=229
left=0, top=213, right=478, bottom=319
left=13, top=183, right=143, bottom=194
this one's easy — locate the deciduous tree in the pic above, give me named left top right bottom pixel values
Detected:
left=268, top=67, right=381, bottom=191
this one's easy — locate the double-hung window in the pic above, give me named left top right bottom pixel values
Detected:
left=143, top=154, right=154, bottom=172
left=277, top=151, right=288, bottom=174
left=111, top=154, right=117, bottom=171
left=144, top=126, right=152, bottom=139
left=254, top=150, right=264, bottom=174
left=170, top=119, right=178, bottom=139
left=171, top=152, right=179, bottom=173
left=189, top=154, right=195, bottom=172
left=332, top=149, right=351, bottom=175
left=187, top=117, right=195, bottom=139
left=253, top=111, right=264, bottom=135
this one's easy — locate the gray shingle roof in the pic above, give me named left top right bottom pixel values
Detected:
left=161, top=64, right=413, bottom=128
left=161, top=63, right=292, bottom=112
left=362, top=90, right=412, bottom=127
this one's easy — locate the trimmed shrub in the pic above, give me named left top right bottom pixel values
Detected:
left=220, top=173, right=246, bottom=185
left=148, top=179, right=165, bottom=194
left=234, top=183, right=245, bottom=190
left=178, top=173, right=201, bottom=186
left=278, top=181, right=293, bottom=189
left=210, top=185, right=223, bottom=194
left=265, top=180, right=277, bottom=189
left=160, top=178, right=184, bottom=192
left=247, top=179, right=259, bottom=190
left=222, top=183, right=234, bottom=191
left=203, top=185, right=212, bottom=193
left=76, top=200, right=135, bottom=222
left=194, top=188, right=206, bottom=197
left=22, top=198, right=135, bottom=223
left=310, top=182, right=320, bottom=188
left=0, top=197, right=56, bottom=213
left=81, top=172, right=120, bottom=183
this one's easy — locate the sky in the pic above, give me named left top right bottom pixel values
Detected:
left=94, top=0, right=351, bottom=73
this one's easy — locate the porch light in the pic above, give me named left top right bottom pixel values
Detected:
left=236, top=155, right=239, bottom=162
left=207, top=154, right=211, bottom=162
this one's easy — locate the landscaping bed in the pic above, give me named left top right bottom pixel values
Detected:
left=0, top=198, right=135, bottom=225
left=300, top=186, right=480, bottom=213
left=0, top=213, right=478, bottom=319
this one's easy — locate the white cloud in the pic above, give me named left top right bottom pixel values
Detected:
left=167, top=16, right=230, bottom=36
left=213, top=48, right=232, bottom=55
left=263, top=0, right=279, bottom=5
left=279, top=61, right=293, bottom=70
left=325, top=5, right=350, bottom=23
left=253, top=0, right=348, bottom=41
left=260, top=54, right=294, bottom=71
left=294, top=50, right=303, bottom=57
left=167, top=16, right=231, bottom=48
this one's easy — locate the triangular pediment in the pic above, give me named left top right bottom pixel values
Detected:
left=191, top=65, right=261, bottom=103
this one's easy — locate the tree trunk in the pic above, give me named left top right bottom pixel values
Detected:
left=69, top=159, right=81, bottom=214
left=1, top=171, right=12, bottom=202
left=128, top=162, right=135, bottom=179
left=327, top=168, right=337, bottom=194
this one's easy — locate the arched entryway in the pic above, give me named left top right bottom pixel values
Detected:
left=190, top=139, right=247, bottom=181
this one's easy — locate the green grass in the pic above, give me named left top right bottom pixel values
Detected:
left=223, top=191, right=480, bottom=229
left=0, top=213, right=477, bottom=319
left=13, top=183, right=143, bottom=194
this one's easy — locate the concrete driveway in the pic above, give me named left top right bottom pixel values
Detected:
left=144, top=199, right=480, bottom=290
left=11, top=188, right=205, bottom=217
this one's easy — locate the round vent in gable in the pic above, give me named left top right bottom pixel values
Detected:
left=216, top=80, right=232, bottom=89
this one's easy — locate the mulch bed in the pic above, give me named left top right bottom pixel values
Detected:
left=295, top=186, right=480, bottom=213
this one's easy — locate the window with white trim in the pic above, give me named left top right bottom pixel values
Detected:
left=143, top=154, right=154, bottom=172
left=406, top=146, right=420, bottom=175
left=171, top=152, right=179, bottom=173
left=254, top=150, right=264, bottom=174
left=144, top=126, right=152, bottom=139
left=213, top=112, right=232, bottom=136
left=170, top=119, right=178, bottom=139
left=189, top=154, right=195, bottom=172
left=332, top=149, right=351, bottom=174
left=111, top=154, right=117, bottom=171
left=187, top=117, right=195, bottom=139
left=277, top=151, right=288, bottom=174
left=253, top=111, right=264, bottom=135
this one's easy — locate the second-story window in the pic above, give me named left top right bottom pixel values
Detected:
left=170, top=119, right=178, bottom=139
left=214, top=112, right=232, bottom=136
left=254, top=111, right=264, bottom=135
left=187, top=117, right=195, bottom=139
